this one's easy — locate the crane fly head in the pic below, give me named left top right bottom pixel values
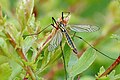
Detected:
left=57, top=13, right=71, bottom=26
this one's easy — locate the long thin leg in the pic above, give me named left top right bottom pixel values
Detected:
left=52, top=17, right=57, bottom=25
left=51, top=17, right=59, bottom=29
left=74, top=35, right=116, bottom=60
left=72, top=32, right=76, bottom=38
left=23, top=24, right=51, bottom=37
left=51, top=24, right=57, bottom=29
left=60, top=42, right=67, bottom=80
left=23, top=17, right=57, bottom=37
left=36, top=24, right=51, bottom=35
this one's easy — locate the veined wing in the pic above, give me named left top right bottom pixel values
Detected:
left=48, top=30, right=63, bottom=51
left=69, top=24, right=99, bottom=32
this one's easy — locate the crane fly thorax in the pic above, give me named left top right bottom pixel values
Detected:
left=55, top=15, right=70, bottom=32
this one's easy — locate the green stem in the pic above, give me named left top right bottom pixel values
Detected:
left=6, top=32, right=36, bottom=80
left=60, top=42, right=68, bottom=80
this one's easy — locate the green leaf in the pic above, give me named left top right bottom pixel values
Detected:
left=97, top=77, right=109, bottom=80
left=16, top=1, right=26, bottom=29
left=5, top=24, right=21, bottom=46
left=26, top=14, right=36, bottom=33
left=0, top=37, right=9, bottom=56
left=97, top=66, right=106, bottom=77
left=96, top=67, right=117, bottom=80
left=115, top=73, right=120, bottom=79
left=9, top=60, right=22, bottom=80
left=24, top=0, right=34, bottom=21
left=63, top=43, right=72, bottom=67
left=79, top=75, right=95, bottom=80
left=0, top=0, right=12, bottom=18
left=44, top=48, right=61, bottom=67
left=41, top=48, right=49, bottom=69
left=0, top=63, right=12, bottom=80
left=108, top=70, right=115, bottom=80
left=0, top=55, right=8, bottom=65
left=68, top=53, right=78, bottom=71
left=68, top=48, right=96, bottom=78
left=31, top=47, right=38, bottom=61
left=22, top=36, right=36, bottom=54
left=37, top=48, right=62, bottom=74
left=16, top=0, right=34, bottom=31
left=111, top=34, right=120, bottom=41
left=107, top=70, right=120, bottom=80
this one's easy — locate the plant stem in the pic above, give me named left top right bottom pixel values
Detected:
left=6, top=32, right=36, bottom=80
left=98, top=56, right=120, bottom=78
left=60, top=42, right=68, bottom=80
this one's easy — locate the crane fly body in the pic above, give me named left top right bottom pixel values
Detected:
left=48, top=12, right=99, bottom=54
left=25, top=12, right=99, bottom=54
left=48, top=12, right=78, bottom=54
left=24, top=12, right=116, bottom=61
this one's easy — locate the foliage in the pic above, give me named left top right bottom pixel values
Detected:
left=0, top=0, right=120, bottom=80
left=96, top=66, right=120, bottom=80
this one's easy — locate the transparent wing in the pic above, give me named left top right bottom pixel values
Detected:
left=69, top=24, right=99, bottom=32
left=48, top=30, right=63, bottom=51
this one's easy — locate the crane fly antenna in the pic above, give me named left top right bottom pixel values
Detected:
left=74, top=35, right=116, bottom=60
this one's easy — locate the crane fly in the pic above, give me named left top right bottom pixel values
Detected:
left=24, top=12, right=115, bottom=60
left=26, top=12, right=99, bottom=54
left=47, top=12, right=99, bottom=54
left=24, top=12, right=117, bottom=79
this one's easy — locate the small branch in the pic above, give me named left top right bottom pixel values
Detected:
left=5, top=33, right=36, bottom=80
left=97, top=56, right=120, bottom=78
left=6, top=33, right=28, bottom=61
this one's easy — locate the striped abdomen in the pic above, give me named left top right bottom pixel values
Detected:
left=63, top=29, right=78, bottom=54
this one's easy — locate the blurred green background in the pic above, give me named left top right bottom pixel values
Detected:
left=0, top=0, right=120, bottom=80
